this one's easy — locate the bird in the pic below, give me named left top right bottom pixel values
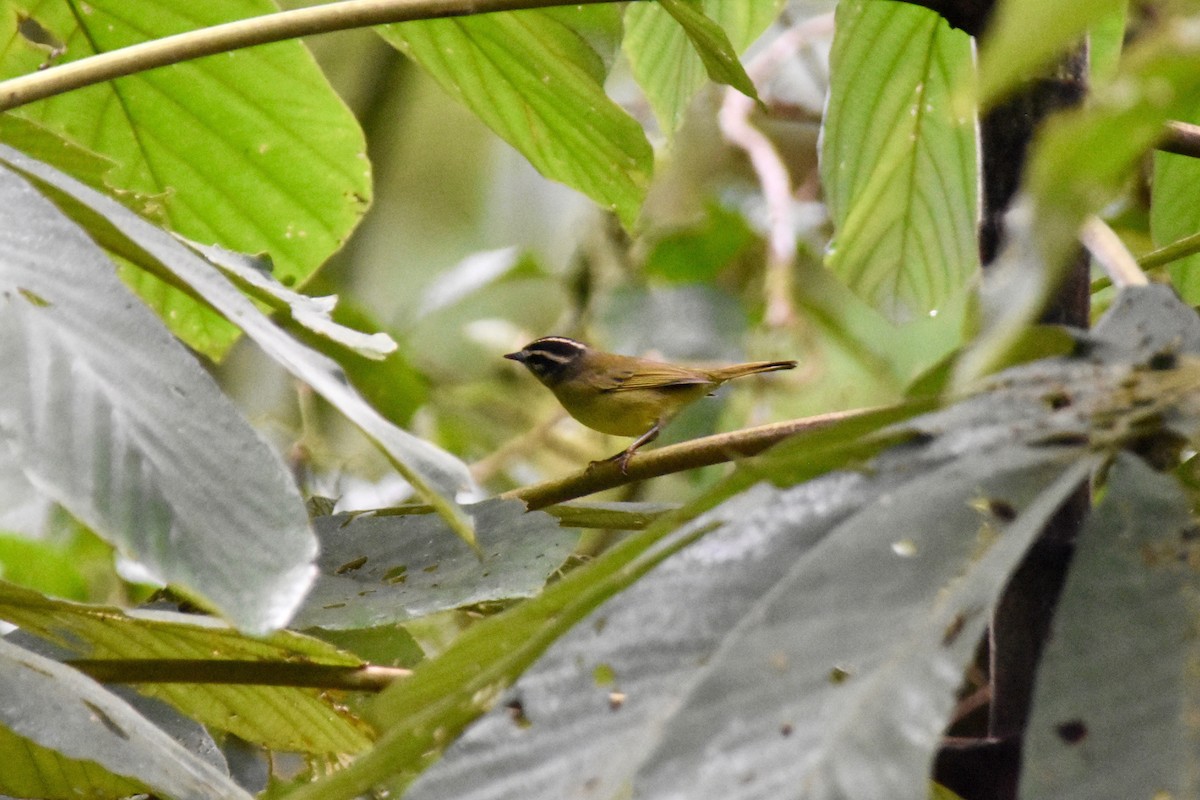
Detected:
left=504, top=336, right=797, bottom=473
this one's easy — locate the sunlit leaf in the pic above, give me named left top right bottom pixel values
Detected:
left=625, top=0, right=782, bottom=132
left=823, top=0, right=978, bottom=323
left=0, top=582, right=372, bottom=754
left=0, top=0, right=371, bottom=359
left=381, top=8, right=652, bottom=228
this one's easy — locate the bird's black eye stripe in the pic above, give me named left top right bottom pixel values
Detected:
left=525, top=337, right=585, bottom=363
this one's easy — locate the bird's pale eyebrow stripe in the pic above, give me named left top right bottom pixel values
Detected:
left=526, top=337, right=586, bottom=361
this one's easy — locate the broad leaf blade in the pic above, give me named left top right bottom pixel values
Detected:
left=0, top=582, right=372, bottom=754
left=295, top=499, right=577, bottom=631
left=380, top=9, right=652, bottom=229
left=0, top=162, right=315, bottom=634
left=0, top=0, right=371, bottom=359
left=822, top=0, right=978, bottom=323
left=0, top=637, right=253, bottom=800
left=625, top=0, right=782, bottom=132
left=656, top=0, right=760, bottom=103
left=1022, top=455, right=1200, bottom=799
left=397, top=449, right=1093, bottom=800
left=0, top=143, right=476, bottom=546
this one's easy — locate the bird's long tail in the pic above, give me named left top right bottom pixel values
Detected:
left=709, top=360, right=798, bottom=382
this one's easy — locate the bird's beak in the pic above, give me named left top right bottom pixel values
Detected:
left=504, top=351, right=525, bottom=362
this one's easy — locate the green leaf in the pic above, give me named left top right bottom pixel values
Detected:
left=1088, top=1, right=1129, bottom=88
left=0, top=582, right=372, bottom=754
left=1021, top=455, right=1200, bottom=799
left=977, top=0, right=1126, bottom=105
left=0, top=0, right=371, bottom=359
left=960, top=20, right=1200, bottom=383
left=625, top=0, right=782, bottom=132
left=380, top=9, right=652, bottom=229
left=656, top=0, right=761, bottom=103
left=0, top=636, right=253, bottom=800
left=293, top=499, right=577, bottom=631
left=0, top=160, right=316, bottom=634
left=642, top=202, right=757, bottom=283
left=0, top=142, right=477, bottom=548
left=822, top=0, right=979, bottom=323
left=1153, top=131, right=1200, bottom=305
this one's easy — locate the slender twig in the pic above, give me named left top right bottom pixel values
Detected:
left=503, top=408, right=875, bottom=510
left=68, top=659, right=411, bottom=692
left=0, top=0, right=638, bottom=111
left=1158, top=120, right=1200, bottom=160
left=1080, top=216, right=1148, bottom=288
left=1139, top=229, right=1200, bottom=271
left=717, top=14, right=833, bottom=328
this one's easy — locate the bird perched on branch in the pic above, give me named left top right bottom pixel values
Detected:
left=505, top=336, right=797, bottom=473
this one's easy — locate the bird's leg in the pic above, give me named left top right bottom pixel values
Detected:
left=591, top=422, right=662, bottom=475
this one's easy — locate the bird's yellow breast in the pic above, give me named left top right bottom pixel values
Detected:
left=549, top=381, right=712, bottom=437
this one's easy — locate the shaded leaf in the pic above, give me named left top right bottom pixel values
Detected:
left=294, top=499, right=577, bottom=631
left=0, top=160, right=315, bottom=634
left=1022, top=455, right=1200, bottom=800
left=822, top=0, right=978, bottom=323
left=396, top=442, right=1094, bottom=800
left=0, top=636, right=252, bottom=800
left=0, top=0, right=371, bottom=359
left=381, top=9, right=652, bottom=228
left=0, top=582, right=372, bottom=754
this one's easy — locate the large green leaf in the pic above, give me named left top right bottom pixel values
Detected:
left=822, top=0, right=978, bottom=323
left=0, top=0, right=370, bottom=359
left=624, top=0, right=781, bottom=132
left=0, top=142, right=476, bottom=547
left=380, top=7, right=652, bottom=229
left=0, top=582, right=372, bottom=754
left=0, top=159, right=316, bottom=634
left=1022, top=455, right=1200, bottom=799
left=0, top=636, right=253, bottom=800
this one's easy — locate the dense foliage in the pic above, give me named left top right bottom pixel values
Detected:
left=0, top=0, right=1197, bottom=798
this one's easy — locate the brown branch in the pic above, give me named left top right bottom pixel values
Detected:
left=502, top=409, right=875, bottom=511
left=0, top=0, right=639, bottom=111
left=68, top=658, right=410, bottom=692
left=1158, top=120, right=1200, bottom=159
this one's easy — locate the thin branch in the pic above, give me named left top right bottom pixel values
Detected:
left=1080, top=216, right=1148, bottom=288
left=1158, top=120, right=1200, bottom=159
left=1139, top=230, right=1200, bottom=271
left=68, top=658, right=411, bottom=692
left=503, top=408, right=876, bottom=511
left=0, top=0, right=635, bottom=112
